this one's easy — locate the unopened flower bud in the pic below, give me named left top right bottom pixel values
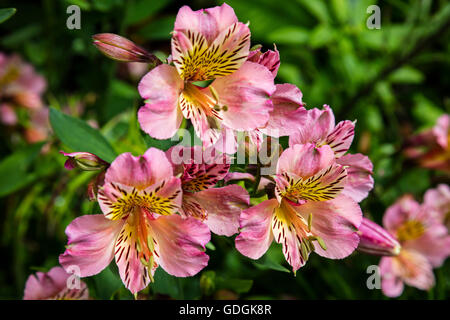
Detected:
left=92, top=33, right=162, bottom=67
left=60, top=151, right=109, bottom=171
left=357, top=217, right=401, bottom=256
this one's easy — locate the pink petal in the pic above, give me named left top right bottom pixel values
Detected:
left=277, top=143, right=336, bottom=178
left=289, top=105, right=335, bottom=147
left=174, top=3, right=238, bottom=43
left=114, top=222, right=153, bottom=294
left=181, top=162, right=230, bottom=192
left=99, top=177, right=182, bottom=220
left=213, top=127, right=239, bottom=154
left=326, top=120, right=355, bottom=157
left=293, top=195, right=362, bottom=259
left=138, top=64, right=183, bottom=139
left=166, top=145, right=231, bottom=191
left=171, top=3, right=249, bottom=81
left=213, top=61, right=276, bottom=131
left=178, top=84, right=222, bottom=146
left=260, top=84, right=307, bottom=137
left=149, top=214, right=210, bottom=277
left=274, top=163, right=347, bottom=204
left=400, top=250, right=435, bottom=291
left=188, top=185, right=250, bottom=236
left=404, top=224, right=450, bottom=268
left=336, top=153, right=374, bottom=202
left=379, top=257, right=404, bottom=298
left=235, top=199, right=278, bottom=260
left=172, top=22, right=250, bottom=81
left=272, top=201, right=309, bottom=271
left=224, top=172, right=255, bottom=183
left=0, top=103, right=17, bottom=125
left=59, top=214, right=123, bottom=278
left=105, top=148, right=174, bottom=189
left=381, top=249, right=434, bottom=297
left=423, top=184, right=450, bottom=226
left=357, top=218, right=401, bottom=256
left=247, top=46, right=281, bottom=77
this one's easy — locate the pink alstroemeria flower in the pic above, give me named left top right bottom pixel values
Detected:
left=60, top=148, right=210, bottom=294
left=235, top=143, right=362, bottom=272
left=166, top=146, right=249, bottom=236
left=404, top=114, right=450, bottom=173
left=379, top=195, right=450, bottom=297
left=24, top=266, right=89, bottom=300
left=138, top=3, right=275, bottom=147
left=423, top=184, right=450, bottom=230
left=289, top=105, right=373, bottom=202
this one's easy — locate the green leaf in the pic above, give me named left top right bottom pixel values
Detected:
left=331, top=0, right=348, bottom=24
left=64, top=0, right=91, bottom=10
left=253, top=257, right=291, bottom=273
left=92, top=265, right=124, bottom=299
left=124, top=0, right=170, bottom=25
left=412, top=94, right=444, bottom=127
left=296, top=0, right=330, bottom=23
left=137, top=16, right=175, bottom=40
left=152, top=268, right=182, bottom=298
left=389, top=66, right=424, bottom=84
left=309, top=24, right=337, bottom=48
left=0, top=143, right=44, bottom=197
left=267, top=27, right=309, bottom=45
left=216, top=277, right=253, bottom=294
left=49, top=108, right=117, bottom=162
left=364, top=106, right=383, bottom=132
left=0, top=8, right=16, bottom=24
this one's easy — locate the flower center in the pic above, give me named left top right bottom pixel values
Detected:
left=396, top=220, right=425, bottom=242
left=172, top=26, right=248, bottom=81
left=180, top=82, right=223, bottom=120
left=104, top=182, right=177, bottom=220
left=276, top=165, right=347, bottom=204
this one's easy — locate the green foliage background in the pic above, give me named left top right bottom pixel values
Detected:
left=0, top=0, right=449, bottom=299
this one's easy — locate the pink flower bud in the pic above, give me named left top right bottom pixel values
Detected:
left=92, top=33, right=161, bottom=66
left=60, top=151, right=108, bottom=171
left=357, top=217, right=401, bottom=256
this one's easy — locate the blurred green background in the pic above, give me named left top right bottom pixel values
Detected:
left=0, top=0, right=449, bottom=299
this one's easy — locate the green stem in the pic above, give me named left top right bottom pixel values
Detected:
left=252, top=164, right=261, bottom=197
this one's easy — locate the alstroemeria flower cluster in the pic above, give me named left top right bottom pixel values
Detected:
left=55, top=2, right=380, bottom=296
